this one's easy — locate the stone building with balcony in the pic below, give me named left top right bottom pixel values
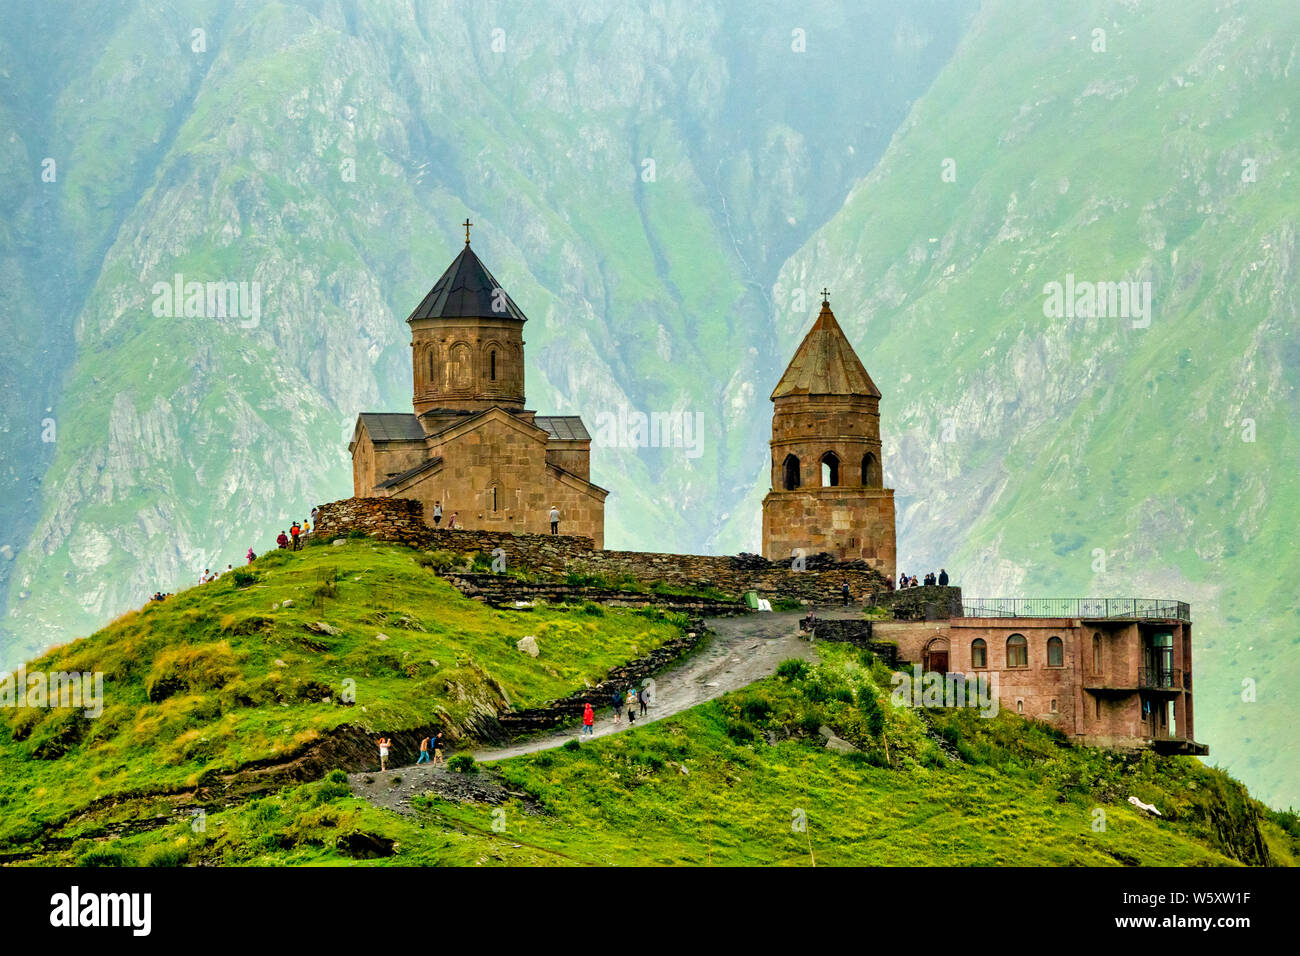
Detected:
left=870, top=593, right=1206, bottom=754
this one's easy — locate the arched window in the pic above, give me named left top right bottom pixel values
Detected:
left=428, top=348, right=437, bottom=385
left=861, top=452, right=881, bottom=487
left=971, top=638, right=987, bottom=669
left=1092, top=633, right=1103, bottom=673
left=1006, top=633, right=1028, bottom=668
left=492, top=486, right=499, bottom=512
left=489, top=349, right=497, bottom=381
left=820, top=452, right=840, bottom=487
left=782, top=454, right=800, bottom=490
left=1047, top=636, right=1064, bottom=667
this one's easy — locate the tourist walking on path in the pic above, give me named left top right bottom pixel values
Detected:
left=841, top=580, right=850, bottom=606
left=549, top=505, right=560, bottom=535
left=290, top=522, right=302, bottom=551
left=433, top=501, right=443, bottom=527
left=611, top=688, right=623, bottom=724
left=639, top=685, right=649, bottom=717
left=626, top=686, right=637, bottom=725
left=416, top=735, right=431, bottom=764
left=581, top=702, right=595, bottom=737
left=431, top=731, right=445, bottom=766
left=377, top=736, right=391, bottom=771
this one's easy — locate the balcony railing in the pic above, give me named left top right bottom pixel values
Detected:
left=1139, top=667, right=1183, bottom=691
left=961, top=597, right=1191, bottom=622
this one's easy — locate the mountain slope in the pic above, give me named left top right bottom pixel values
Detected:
left=0, top=0, right=975, bottom=664
left=766, top=0, right=1300, bottom=808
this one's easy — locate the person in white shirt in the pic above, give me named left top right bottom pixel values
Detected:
left=549, top=505, right=560, bottom=535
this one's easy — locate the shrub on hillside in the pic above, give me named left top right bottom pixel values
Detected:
left=77, top=845, right=133, bottom=867
left=229, top=569, right=258, bottom=589
left=146, top=642, right=240, bottom=702
left=776, top=658, right=809, bottom=681
left=254, top=549, right=293, bottom=568
left=448, top=754, right=477, bottom=774
left=415, top=550, right=457, bottom=573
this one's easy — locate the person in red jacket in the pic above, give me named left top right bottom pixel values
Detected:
left=581, top=701, right=595, bottom=738
left=276, top=530, right=289, bottom=549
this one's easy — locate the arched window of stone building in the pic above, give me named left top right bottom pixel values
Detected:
left=782, top=454, right=800, bottom=490
left=820, top=452, right=840, bottom=487
left=490, top=349, right=497, bottom=381
left=428, top=348, right=437, bottom=387
left=1047, top=636, right=1064, bottom=667
left=491, top=486, right=499, bottom=512
left=861, top=452, right=881, bottom=487
left=1092, top=633, right=1103, bottom=673
left=1006, top=633, right=1028, bottom=668
left=971, top=638, right=987, bottom=668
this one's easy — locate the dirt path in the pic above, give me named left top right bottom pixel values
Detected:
left=471, top=610, right=819, bottom=763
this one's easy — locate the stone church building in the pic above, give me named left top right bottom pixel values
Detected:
left=761, top=293, right=896, bottom=580
left=348, top=236, right=607, bottom=544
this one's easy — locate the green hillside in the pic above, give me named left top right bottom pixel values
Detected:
left=2, top=0, right=1296, bottom=819
left=1, top=545, right=1295, bottom=867
left=0, top=539, right=683, bottom=852
left=763, top=0, right=1300, bottom=809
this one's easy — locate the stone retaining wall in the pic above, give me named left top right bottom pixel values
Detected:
left=809, top=619, right=899, bottom=666
left=447, top=573, right=747, bottom=615
left=314, top=496, right=891, bottom=604
left=495, top=626, right=708, bottom=736
left=868, top=585, right=963, bottom=621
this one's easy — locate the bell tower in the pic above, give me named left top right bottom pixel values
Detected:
left=761, top=291, right=896, bottom=577
left=408, top=222, right=527, bottom=429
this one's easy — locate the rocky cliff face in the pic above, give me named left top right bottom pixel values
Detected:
left=0, top=0, right=973, bottom=666
left=3, top=0, right=1297, bottom=808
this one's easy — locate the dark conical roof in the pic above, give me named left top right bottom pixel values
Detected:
left=407, top=244, right=527, bottom=323
left=771, top=297, right=880, bottom=400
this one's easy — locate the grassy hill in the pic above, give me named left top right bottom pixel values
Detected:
left=0, top=538, right=684, bottom=854
left=1, top=547, right=1294, bottom=867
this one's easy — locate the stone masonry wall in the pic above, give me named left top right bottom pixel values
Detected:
left=868, top=585, right=963, bottom=621
left=313, top=496, right=890, bottom=604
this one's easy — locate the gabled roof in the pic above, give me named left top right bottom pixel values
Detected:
left=534, top=415, right=591, bottom=441
left=771, top=297, right=880, bottom=400
left=358, top=412, right=425, bottom=442
left=407, top=244, right=527, bottom=323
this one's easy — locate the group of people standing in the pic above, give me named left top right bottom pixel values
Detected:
left=275, top=516, right=313, bottom=551
left=897, top=568, right=949, bottom=588
left=606, top=684, right=649, bottom=727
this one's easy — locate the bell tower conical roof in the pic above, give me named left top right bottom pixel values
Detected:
left=771, top=293, right=879, bottom=400
left=406, top=242, right=527, bottom=323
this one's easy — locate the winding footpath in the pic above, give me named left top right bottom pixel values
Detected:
left=472, top=609, right=819, bottom=763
